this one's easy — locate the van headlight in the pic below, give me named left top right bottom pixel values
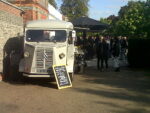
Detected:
left=24, top=51, right=30, bottom=58
left=59, top=53, right=65, bottom=59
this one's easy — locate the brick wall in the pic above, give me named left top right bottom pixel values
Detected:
left=0, top=1, right=23, bottom=73
left=8, top=0, right=49, bottom=23
left=0, top=1, right=21, bottom=17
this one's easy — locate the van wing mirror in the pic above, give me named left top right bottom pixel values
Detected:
left=68, top=31, right=76, bottom=44
left=72, top=30, right=76, bottom=38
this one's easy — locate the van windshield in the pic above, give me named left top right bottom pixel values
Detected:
left=26, top=30, right=67, bottom=42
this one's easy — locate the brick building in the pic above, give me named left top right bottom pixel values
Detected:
left=0, top=0, right=24, bottom=74
left=7, top=0, right=49, bottom=23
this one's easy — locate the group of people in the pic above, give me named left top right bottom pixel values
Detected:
left=75, top=35, right=128, bottom=72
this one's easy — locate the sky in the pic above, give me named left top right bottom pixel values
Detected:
left=56, top=0, right=146, bottom=20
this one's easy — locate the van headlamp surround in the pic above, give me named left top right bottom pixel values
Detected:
left=59, top=53, right=65, bottom=59
left=24, top=51, right=30, bottom=58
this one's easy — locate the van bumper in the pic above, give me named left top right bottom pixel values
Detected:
left=23, top=73, right=53, bottom=78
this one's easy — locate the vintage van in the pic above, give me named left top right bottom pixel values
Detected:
left=19, top=20, right=75, bottom=80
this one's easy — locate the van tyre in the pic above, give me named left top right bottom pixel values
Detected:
left=10, top=65, right=22, bottom=82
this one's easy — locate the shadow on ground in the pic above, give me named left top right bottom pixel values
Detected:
left=82, top=67, right=150, bottom=94
left=95, top=100, right=149, bottom=113
left=2, top=36, right=57, bottom=89
left=4, top=77, right=57, bottom=89
left=74, top=66, right=150, bottom=113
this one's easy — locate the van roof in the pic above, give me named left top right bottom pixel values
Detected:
left=26, top=20, right=73, bottom=29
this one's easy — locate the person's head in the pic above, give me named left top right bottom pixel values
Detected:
left=102, top=37, right=107, bottom=43
left=99, top=36, right=104, bottom=41
left=114, top=37, right=119, bottom=42
left=123, top=36, right=127, bottom=40
left=80, top=36, right=83, bottom=39
left=118, top=36, right=122, bottom=40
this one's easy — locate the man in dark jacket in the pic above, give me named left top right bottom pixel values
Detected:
left=97, top=37, right=109, bottom=71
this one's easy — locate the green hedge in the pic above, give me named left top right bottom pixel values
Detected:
left=128, top=38, right=150, bottom=67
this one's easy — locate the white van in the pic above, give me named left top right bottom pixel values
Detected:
left=19, top=20, right=76, bottom=80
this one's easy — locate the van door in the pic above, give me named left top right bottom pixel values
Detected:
left=66, top=31, right=75, bottom=73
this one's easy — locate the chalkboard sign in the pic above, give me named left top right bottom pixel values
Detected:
left=53, top=65, right=72, bottom=89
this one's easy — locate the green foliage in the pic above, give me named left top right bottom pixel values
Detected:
left=60, top=0, right=89, bottom=21
left=100, top=15, right=119, bottom=36
left=103, top=0, right=150, bottom=38
left=48, top=0, right=57, bottom=9
left=143, top=0, right=150, bottom=38
left=128, top=38, right=150, bottom=67
left=100, top=18, right=111, bottom=25
left=116, top=1, right=146, bottom=38
left=100, top=15, right=118, bottom=25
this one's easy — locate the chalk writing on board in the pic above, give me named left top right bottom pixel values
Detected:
left=53, top=65, right=72, bottom=89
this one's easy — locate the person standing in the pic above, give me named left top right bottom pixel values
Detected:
left=112, top=37, right=121, bottom=72
left=97, top=37, right=109, bottom=71
left=120, top=37, right=128, bottom=60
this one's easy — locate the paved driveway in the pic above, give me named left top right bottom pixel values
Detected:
left=0, top=59, right=150, bottom=113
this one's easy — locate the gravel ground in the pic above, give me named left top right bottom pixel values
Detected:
left=0, top=59, right=150, bottom=113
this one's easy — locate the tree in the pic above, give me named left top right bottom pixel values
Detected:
left=100, top=15, right=118, bottom=36
left=60, top=0, right=89, bottom=21
left=115, top=1, right=150, bottom=38
left=102, top=0, right=150, bottom=38
left=143, top=0, right=150, bottom=38
left=48, top=0, right=57, bottom=9
left=100, top=18, right=111, bottom=25
left=100, top=15, right=118, bottom=25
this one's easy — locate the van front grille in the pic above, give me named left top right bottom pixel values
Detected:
left=36, top=49, right=44, bottom=68
left=36, top=48, right=53, bottom=73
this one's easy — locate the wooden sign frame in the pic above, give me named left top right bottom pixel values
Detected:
left=53, top=64, right=72, bottom=89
